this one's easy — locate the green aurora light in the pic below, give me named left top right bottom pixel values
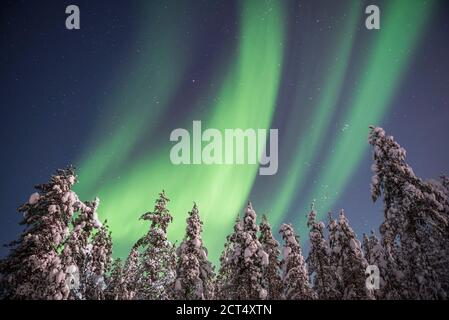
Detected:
left=74, top=0, right=436, bottom=265
left=76, top=0, right=285, bottom=265
left=295, top=0, right=436, bottom=231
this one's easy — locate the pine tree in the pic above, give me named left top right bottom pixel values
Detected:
left=84, top=222, right=113, bottom=300
left=133, top=191, right=177, bottom=299
left=258, top=215, right=282, bottom=300
left=0, top=167, right=102, bottom=300
left=174, top=204, right=215, bottom=300
left=427, top=176, right=449, bottom=295
left=238, top=202, right=268, bottom=299
left=440, top=175, right=449, bottom=193
left=105, top=258, right=125, bottom=300
left=330, top=210, right=374, bottom=300
left=362, top=231, right=401, bottom=299
left=216, top=203, right=268, bottom=300
left=121, top=245, right=140, bottom=299
left=60, top=197, right=103, bottom=300
left=369, top=126, right=449, bottom=299
left=326, top=212, right=344, bottom=299
left=279, top=223, right=315, bottom=300
left=215, top=215, right=241, bottom=299
left=306, top=207, right=338, bottom=299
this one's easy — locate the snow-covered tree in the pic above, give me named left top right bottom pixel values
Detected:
left=0, top=167, right=103, bottom=300
left=133, top=191, right=177, bottom=299
left=84, top=222, right=113, bottom=300
left=174, top=204, right=214, bottom=300
left=306, top=207, right=338, bottom=299
left=328, top=211, right=374, bottom=300
left=121, top=245, right=140, bottom=300
left=326, top=212, right=344, bottom=299
left=105, top=258, right=125, bottom=300
left=362, top=231, right=402, bottom=299
left=279, top=223, right=315, bottom=300
left=426, top=176, right=449, bottom=295
left=215, top=215, right=241, bottom=299
left=338, top=210, right=374, bottom=300
left=3, top=140, right=448, bottom=301
left=440, top=175, right=449, bottom=193
left=258, top=215, right=282, bottom=300
left=60, top=196, right=103, bottom=300
left=369, top=126, right=449, bottom=299
left=216, top=203, right=268, bottom=300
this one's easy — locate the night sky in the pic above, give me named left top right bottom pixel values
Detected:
left=1, top=0, right=448, bottom=265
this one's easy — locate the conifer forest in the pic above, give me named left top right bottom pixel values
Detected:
left=1, top=127, right=448, bottom=300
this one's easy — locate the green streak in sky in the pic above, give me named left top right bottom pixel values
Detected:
left=268, top=2, right=361, bottom=229
left=77, top=2, right=189, bottom=197
left=297, top=0, right=435, bottom=229
left=76, top=0, right=285, bottom=265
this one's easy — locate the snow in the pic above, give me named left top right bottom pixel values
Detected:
left=92, top=210, right=102, bottom=228
left=194, top=280, right=204, bottom=298
left=54, top=233, right=62, bottom=245
left=287, top=236, right=296, bottom=245
left=28, top=192, right=40, bottom=205
left=244, top=247, right=253, bottom=259
left=199, top=248, right=207, bottom=260
left=192, top=238, right=201, bottom=248
left=52, top=184, right=62, bottom=193
left=283, top=246, right=291, bottom=261
left=68, top=175, right=76, bottom=185
left=48, top=204, right=58, bottom=214
left=85, top=243, right=93, bottom=254
left=56, top=270, right=65, bottom=283
left=175, top=279, right=182, bottom=291
left=62, top=191, right=77, bottom=204
left=416, top=275, right=424, bottom=284
left=259, top=250, right=269, bottom=266
left=259, top=288, right=267, bottom=299
left=349, top=239, right=358, bottom=250
left=66, top=264, right=78, bottom=274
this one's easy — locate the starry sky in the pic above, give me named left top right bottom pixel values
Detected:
left=1, top=0, right=448, bottom=265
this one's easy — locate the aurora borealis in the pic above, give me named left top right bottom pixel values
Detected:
left=1, top=0, right=449, bottom=265
left=76, top=0, right=285, bottom=263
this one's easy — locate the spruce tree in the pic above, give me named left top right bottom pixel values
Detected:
left=121, top=245, right=140, bottom=299
left=175, top=204, right=214, bottom=300
left=330, top=210, right=374, bottom=300
left=306, top=207, right=338, bottom=299
left=216, top=203, right=268, bottom=299
left=0, top=167, right=102, bottom=300
left=61, top=197, right=104, bottom=300
left=258, top=214, right=282, bottom=300
left=134, top=191, right=177, bottom=299
left=279, top=223, right=315, bottom=300
left=215, top=215, right=242, bottom=299
left=326, top=212, right=344, bottom=299
left=84, top=222, right=113, bottom=300
left=105, top=258, right=125, bottom=300
left=362, top=231, right=402, bottom=299
left=369, top=126, right=449, bottom=299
